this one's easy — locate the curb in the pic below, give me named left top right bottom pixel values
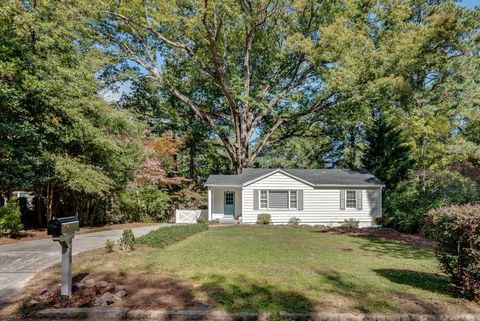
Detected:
left=34, top=308, right=480, bottom=321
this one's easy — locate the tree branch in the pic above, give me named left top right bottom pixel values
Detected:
left=247, top=93, right=341, bottom=163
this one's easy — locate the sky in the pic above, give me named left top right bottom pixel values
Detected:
left=459, top=0, right=479, bottom=8
left=102, top=0, right=479, bottom=102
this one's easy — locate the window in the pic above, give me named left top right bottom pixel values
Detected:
left=259, top=190, right=298, bottom=210
left=346, top=190, right=356, bottom=208
left=225, top=192, right=234, bottom=205
left=260, top=190, right=268, bottom=209
left=269, top=190, right=289, bottom=209
left=290, top=191, right=297, bottom=209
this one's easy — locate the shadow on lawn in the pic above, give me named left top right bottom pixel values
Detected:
left=200, top=274, right=313, bottom=313
left=374, top=269, right=453, bottom=296
left=351, top=238, right=434, bottom=260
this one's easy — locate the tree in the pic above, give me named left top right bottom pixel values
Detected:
left=362, top=108, right=414, bottom=190
left=96, top=0, right=470, bottom=173
left=0, top=1, right=144, bottom=226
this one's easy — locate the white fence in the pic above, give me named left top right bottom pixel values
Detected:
left=175, top=209, right=208, bottom=224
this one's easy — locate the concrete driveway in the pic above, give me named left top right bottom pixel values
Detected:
left=0, top=224, right=168, bottom=304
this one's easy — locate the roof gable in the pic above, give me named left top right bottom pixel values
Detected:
left=242, top=169, right=315, bottom=187
left=205, top=168, right=384, bottom=187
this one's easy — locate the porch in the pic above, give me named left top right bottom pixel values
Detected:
left=207, top=186, right=242, bottom=221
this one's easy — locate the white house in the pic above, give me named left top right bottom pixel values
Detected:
left=205, top=168, right=384, bottom=227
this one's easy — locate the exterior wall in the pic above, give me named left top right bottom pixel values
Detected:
left=211, top=186, right=242, bottom=219
left=242, top=172, right=382, bottom=227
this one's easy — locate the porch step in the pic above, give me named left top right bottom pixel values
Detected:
left=218, top=218, right=240, bottom=224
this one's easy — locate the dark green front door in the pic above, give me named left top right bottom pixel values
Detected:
left=224, top=191, right=235, bottom=217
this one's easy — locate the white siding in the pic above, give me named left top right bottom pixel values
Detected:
left=242, top=172, right=381, bottom=227
left=211, top=187, right=242, bottom=219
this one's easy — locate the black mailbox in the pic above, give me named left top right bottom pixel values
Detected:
left=47, top=216, right=80, bottom=237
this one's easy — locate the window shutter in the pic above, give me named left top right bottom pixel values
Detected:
left=356, top=190, right=363, bottom=210
left=297, top=190, right=303, bottom=210
left=340, top=190, right=345, bottom=210
left=253, top=189, right=259, bottom=210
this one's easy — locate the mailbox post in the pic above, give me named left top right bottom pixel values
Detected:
left=47, top=216, right=80, bottom=299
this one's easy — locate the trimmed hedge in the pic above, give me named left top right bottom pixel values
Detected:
left=427, top=204, right=480, bottom=302
left=137, top=224, right=208, bottom=248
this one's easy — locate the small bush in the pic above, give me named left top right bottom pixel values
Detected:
left=137, top=224, right=208, bottom=248
left=427, top=205, right=480, bottom=302
left=0, top=200, right=23, bottom=237
left=374, top=216, right=385, bottom=226
left=119, top=229, right=135, bottom=252
left=341, top=218, right=360, bottom=228
left=197, top=216, right=207, bottom=224
left=105, top=239, right=115, bottom=253
left=257, top=213, right=271, bottom=225
left=289, top=217, right=301, bottom=226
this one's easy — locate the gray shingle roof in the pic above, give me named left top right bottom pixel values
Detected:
left=205, top=168, right=384, bottom=187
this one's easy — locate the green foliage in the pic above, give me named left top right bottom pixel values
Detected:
left=341, top=218, right=360, bottom=229
left=119, top=229, right=135, bottom=252
left=426, top=205, right=480, bottom=302
left=0, top=1, right=144, bottom=225
left=104, top=239, right=115, bottom=253
left=288, top=217, right=301, bottom=226
left=0, top=200, right=23, bottom=237
left=137, top=224, right=208, bottom=248
left=385, top=171, right=479, bottom=234
left=115, top=184, right=171, bottom=222
left=197, top=216, right=207, bottom=224
left=362, top=108, right=414, bottom=190
left=257, top=214, right=271, bottom=225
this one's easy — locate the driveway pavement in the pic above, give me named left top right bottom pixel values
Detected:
left=0, top=224, right=168, bottom=304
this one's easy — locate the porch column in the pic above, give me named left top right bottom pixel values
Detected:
left=208, top=187, right=212, bottom=221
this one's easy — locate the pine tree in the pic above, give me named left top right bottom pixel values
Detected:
left=362, top=109, right=414, bottom=190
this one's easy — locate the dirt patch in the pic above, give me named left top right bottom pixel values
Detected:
left=326, top=227, right=436, bottom=249
left=28, top=272, right=214, bottom=311
left=0, top=223, right=157, bottom=245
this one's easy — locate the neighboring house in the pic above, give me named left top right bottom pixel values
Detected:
left=205, top=168, right=384, bottom=227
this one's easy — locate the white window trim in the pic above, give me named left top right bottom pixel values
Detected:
left=346, top=190, right=357, bottom=209
left=258, top=189, right=297, bottom=211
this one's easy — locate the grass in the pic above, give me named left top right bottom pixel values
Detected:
left=24, top=226, right=480, bottom=315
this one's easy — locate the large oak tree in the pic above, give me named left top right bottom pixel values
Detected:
left=99, top=0, right=473, bottom=173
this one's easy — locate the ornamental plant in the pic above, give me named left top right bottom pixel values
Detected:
left=426, top=205, right=480, bottom=302
left=257, top=214, right=271, bottom=225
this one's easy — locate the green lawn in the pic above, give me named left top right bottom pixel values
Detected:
left=55, top=226, right=480, bottom=314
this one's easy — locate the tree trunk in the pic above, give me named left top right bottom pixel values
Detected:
left=46, top=182, right=53, bottom=221
left=189, top=136, right=196, bottom=180
left=34, top=192, right=43, bottom=227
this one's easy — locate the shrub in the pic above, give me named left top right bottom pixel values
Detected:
left=137, top=224, right=208, bottom=248
left=115, top=184, right=171, bottom=222
left=374, top=216, right=385, bottom=226
left=341, top=218, right=360, bottom=228
left=105, top=239, right=115, bottom=253
left=257, top=213, right=271, bottom=225
left=0, top=200, right=23, bottom=237
left=289, top=217, right=301, bottom=226
left=426, top=205, right=480, bottom=302
left=197, top=216, right=207, bottom=224
left=385, top=170, right=478, bottom=233
left=119, top=229, right=135, bottom=252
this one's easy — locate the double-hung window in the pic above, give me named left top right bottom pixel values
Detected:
left=259, top=190, right=297, bottom=210
left=346, top=190, right=357, bottom=208
left=260, top=190, right=268, bottom=209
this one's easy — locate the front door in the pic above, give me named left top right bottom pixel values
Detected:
left=224, top=191, right=235, bottom=217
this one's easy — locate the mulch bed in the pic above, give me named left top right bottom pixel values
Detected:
left=27, top=272, right=214, bottom=311
left=326, top=227, right=436, bottom=249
